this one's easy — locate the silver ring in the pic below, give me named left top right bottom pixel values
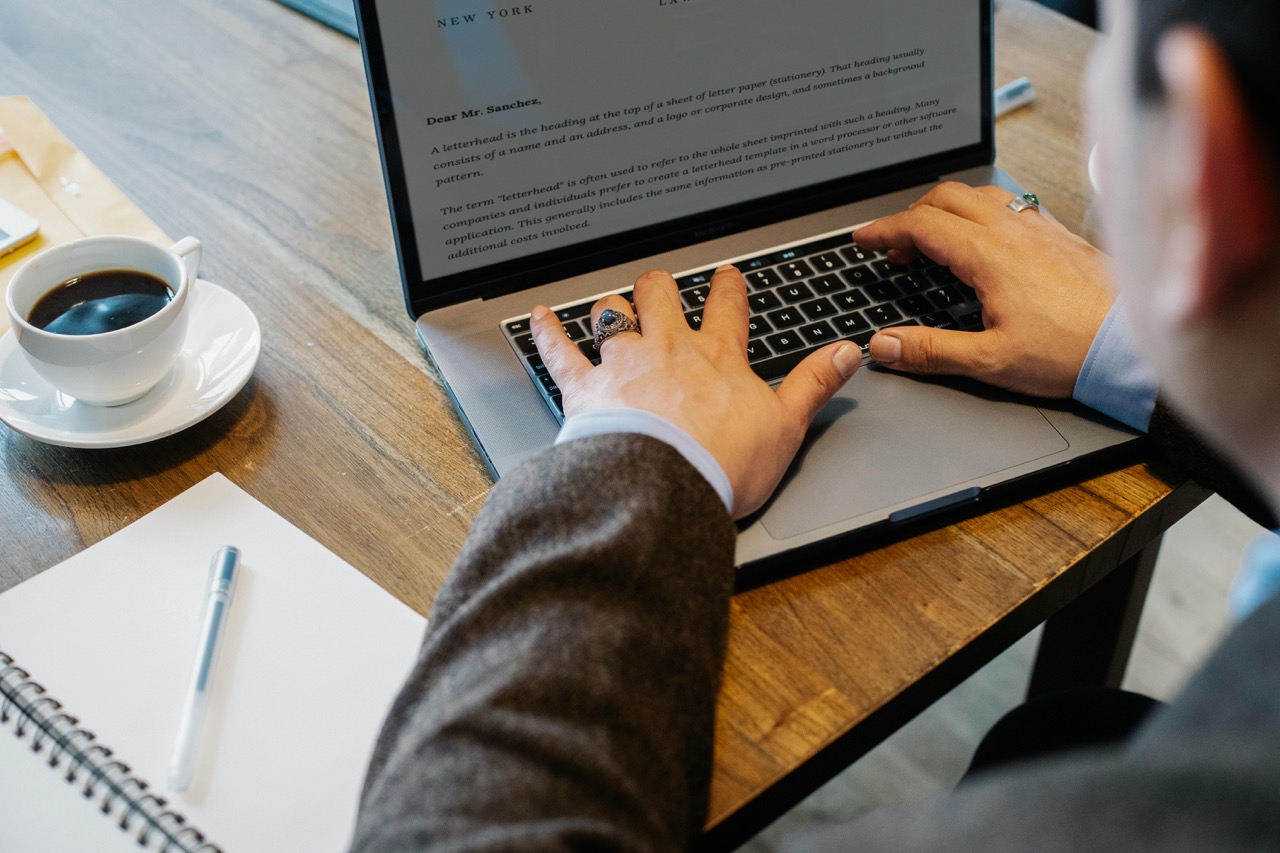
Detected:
left=1007, top=192, right=1040, bottom=213
left=593, top=308, right=641, bottom=350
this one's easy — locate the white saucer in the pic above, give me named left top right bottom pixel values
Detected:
left=0, top=280, right=261, bottom=448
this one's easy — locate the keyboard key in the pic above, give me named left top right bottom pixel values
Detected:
left=865, top=304, right=904, bottom=326
left=810, top=273, right=845, bottom=295
left=750, top=348, right=813, bottom=383
left=778, top=282, right=815, bottom=304
left=833, top=290, right=871, bottom=311
left=848, top=329, right=875, bottom=351
left=840, top=244, right=877, bottom=264
left=746, top=269, right=783, bottom=290
left=537, top=373, right=559, bottom=392
left=841, top=265, right=878, bottom=287
left=832, top=312, right=871, bottom=335
left=767, top=306, right=805, bottom=329
left=563, top=319, right=590, bottom=341
left=555, top=303, right=592, bottom=322
left=865, top=280, right=901, bottom=302
left=748, top=290, right=782, bottom=312
left=685, top=310, right=703, bottom=329
left=799, top=297, right=837, bottom=320
left=505, top=317, right=531, bottom=336
left=675, top=271, right=712, bottom=290
left=513, top=333, right=538, bottom=355
left=745, top=339, right=771, bottom=362
left=738, top=256, right=770, bottom=272
left=919, top=311, right=954, bottom=327
left=778, top=259, right=814, bottom=280
left=926, top=266, right=961, bottom=286
left=549, top=393, right=563, bottom=413
left=747, top=315, right=773, bottom=337
left=525, top=352, right=548, bottom=375
left=896, top=294, right=933, bottom=316
left=810, top=251, right=846, bottom=272
left=958, top=310, right=983, bottom=329
left=577, top=340, right=601, bottom=360
left=765, top=330, right=807, bottom=354
left=894, top=273, right=930, bottom=294
left=930, top=285, right=965, bottom=309
left=682, top=286, right=709, bottom=310
left=799, top=321, right=837, bottom=345
left=870, top=259, right=903, bottom=278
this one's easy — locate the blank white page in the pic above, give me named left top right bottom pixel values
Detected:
left=0, top=473, right=427, bottom=852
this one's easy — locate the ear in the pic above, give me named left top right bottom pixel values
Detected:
left=1156, top=28, right=1273, bottom=322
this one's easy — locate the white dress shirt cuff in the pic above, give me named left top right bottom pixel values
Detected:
left=1073, top=301, right=1159, bottom=431
left=555, top=409, right=735, bottom=513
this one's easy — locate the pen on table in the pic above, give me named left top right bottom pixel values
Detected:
left=995, top=76, right=1036, bottom=118
left=168, top=545, right=241, bottom=792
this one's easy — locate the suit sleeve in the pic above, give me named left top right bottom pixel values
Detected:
left=1147, top=401, right=1278, bottom=529
left=350, top=433, right=737, bottom=852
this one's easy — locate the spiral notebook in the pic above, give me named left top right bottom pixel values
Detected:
left=0, top=474, right=427, bottom=852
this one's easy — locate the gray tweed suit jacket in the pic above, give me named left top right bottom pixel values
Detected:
left=350, top=429, right=1280, bottom=851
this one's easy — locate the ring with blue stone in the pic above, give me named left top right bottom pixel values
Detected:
left=593, top=307, right=641, bottom=350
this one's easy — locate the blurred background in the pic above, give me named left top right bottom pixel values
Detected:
left=1038, top=0, right=1098, bottom=27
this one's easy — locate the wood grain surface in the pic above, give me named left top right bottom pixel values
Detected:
left=0, top=1, right=1206, bottom=845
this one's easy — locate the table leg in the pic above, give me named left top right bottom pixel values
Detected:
left=1026, top=534, right=1162, bottom=697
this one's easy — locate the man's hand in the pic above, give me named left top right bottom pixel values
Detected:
left=531, top=265, right=861, bottom=518
left=854, top=182, right=1115, bottom=398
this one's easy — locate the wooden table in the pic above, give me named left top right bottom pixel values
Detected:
left=0, top=2, right=1208, bottom=849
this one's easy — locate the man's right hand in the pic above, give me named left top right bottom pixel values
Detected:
left=853, top=182, right=1115, bottom=398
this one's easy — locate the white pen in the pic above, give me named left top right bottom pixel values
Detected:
left=995, top=76, right=1037, bottom=118
left=168, top=546, right=241, bottom=792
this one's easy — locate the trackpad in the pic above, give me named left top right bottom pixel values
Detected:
left=760, top=368, right=1069, bottom=540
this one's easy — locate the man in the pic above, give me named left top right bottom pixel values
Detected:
left=351, top=0, right=1280, bottom=848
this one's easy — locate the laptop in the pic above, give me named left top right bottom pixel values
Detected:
left=356, top=0, right=1138, bottom=577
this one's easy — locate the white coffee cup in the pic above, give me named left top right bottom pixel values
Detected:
left=6, top=235, right=202, bottom=406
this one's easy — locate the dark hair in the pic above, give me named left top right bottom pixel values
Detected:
left=1135, top=0, right=1279, bottom=155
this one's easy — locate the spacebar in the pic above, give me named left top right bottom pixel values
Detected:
left=749, top=349, right=815, bottom=384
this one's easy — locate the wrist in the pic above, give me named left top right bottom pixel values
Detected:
left=556, top=409, right=735, bottom=513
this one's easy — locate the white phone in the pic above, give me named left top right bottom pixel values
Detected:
left=0, top=197, right=40, bottom=258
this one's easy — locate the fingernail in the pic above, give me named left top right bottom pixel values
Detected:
left=833, top=343, right=860, bottom=379
left=869, top=333, right=901, bottom=364
left=531, top=305, right=549, bottom=321
left=715, top=264, right=739, bottom=274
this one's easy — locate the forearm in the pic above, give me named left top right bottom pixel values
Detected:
left=351, top=434, right=737, bottom=852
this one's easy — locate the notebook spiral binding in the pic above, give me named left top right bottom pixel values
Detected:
left=0, top=650, right=223, bottom=853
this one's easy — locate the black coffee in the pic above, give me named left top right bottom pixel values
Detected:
left=28, top=270, right=173, bottom=335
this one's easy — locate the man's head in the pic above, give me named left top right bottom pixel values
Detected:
left=1089, top=0, right=1280, bottom=511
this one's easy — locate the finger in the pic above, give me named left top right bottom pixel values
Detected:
left=531, top=305, right=592, bottom=392
left=630, top=269, right=684, bottom=340
left=699, top=264, right=750, bottom=351
left=853, top=205, right=987, bottom=280
left=867, top=325, right=993, bottom=380
left=774, top=341, right=861, bottom=428
left=589, top=294, right=641, bottom=354
left=911, top=181, right=1012, bottom=227
left=975, top=185, right=1019, bottom=205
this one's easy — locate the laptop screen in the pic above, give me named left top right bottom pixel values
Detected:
left=360, top=1, right=989, bottom=315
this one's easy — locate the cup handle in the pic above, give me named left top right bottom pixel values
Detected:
left=171, top=237, right=202, bottom=291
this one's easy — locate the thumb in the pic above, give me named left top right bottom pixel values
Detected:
left=868, top=326, right=989, bottom=378
left=774, top=341, right=861, bottom=426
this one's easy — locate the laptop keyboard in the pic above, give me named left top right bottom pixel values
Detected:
left=501, top=230, right=982, bottom=418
